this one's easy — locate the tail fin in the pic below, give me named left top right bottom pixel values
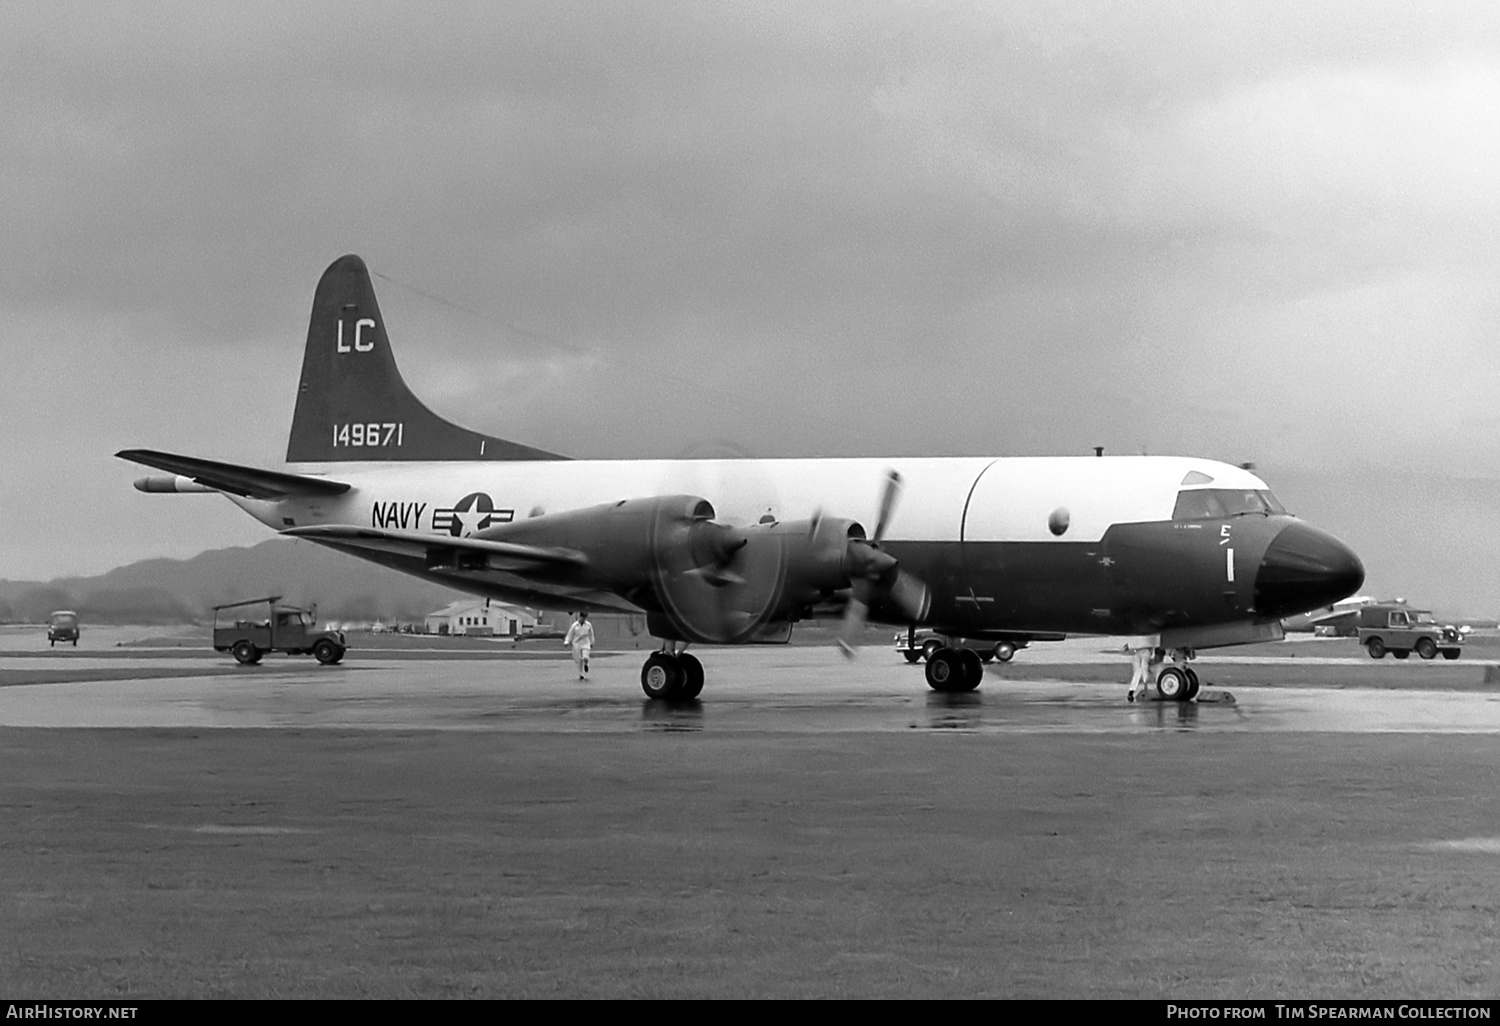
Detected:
left=286, top=255, right=564, bottom=462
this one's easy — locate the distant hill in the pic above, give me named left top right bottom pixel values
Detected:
left=0, top=538, right=471, bottom=624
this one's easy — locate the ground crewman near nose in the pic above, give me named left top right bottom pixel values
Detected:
left=563, top=612, right=595, bottom=680
left=1126, top=643, right=1153, bottom=702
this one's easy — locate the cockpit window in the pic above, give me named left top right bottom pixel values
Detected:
left=1172, top=489, right=1288, bottom=520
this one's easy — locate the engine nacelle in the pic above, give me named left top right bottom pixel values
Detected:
left=649, top=513, right=863, bottom=644
left=476, top=498, right=867, bottom=644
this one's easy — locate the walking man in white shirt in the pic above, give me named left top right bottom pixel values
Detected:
left=563, top=612, right=595, bottom=680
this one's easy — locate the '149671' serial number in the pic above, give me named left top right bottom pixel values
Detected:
left=334, top=422, right=403, bottom=447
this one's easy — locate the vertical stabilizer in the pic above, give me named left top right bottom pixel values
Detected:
left=286, top=255, right=564, bottom=462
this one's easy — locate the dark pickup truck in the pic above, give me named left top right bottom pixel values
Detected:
left=213, top=596, right=347, bottom=665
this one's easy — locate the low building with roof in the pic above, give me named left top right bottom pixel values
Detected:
left=424, top=599, right=537, bottom=637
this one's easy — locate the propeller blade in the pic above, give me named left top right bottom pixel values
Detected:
left=837, top=595, right=868, bottom=660
left=872, top=469, right=902, bottom=543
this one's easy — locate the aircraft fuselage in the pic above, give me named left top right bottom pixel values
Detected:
left=229, top=454, right=1359, bottom=640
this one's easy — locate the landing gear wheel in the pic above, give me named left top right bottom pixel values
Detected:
left=1184, top=668, right=1201, bottom=701
left=993, top=641, right=1016, bottom=663
left=925, top=649, right=961, bottom=692
left=957, top=648, right=984, bottom=692
left=903, top=651, right=922, bottom=664
left=1392, top=649, right=1410, bottom=660
left=1415, top=638, right=1438, bottom=660
left=232, top=641, right=261, bottom=666
left=641, top=653, right=684, bottom=700
left=1366, top=638, right=1386, bottom=659
left=1155, top=666, right=1190, bottom=702
left=921, top=640, right=941, bottom=662
left=313, top=640, right=344, bottom=665
left=677, top=653, right=705, bottom=700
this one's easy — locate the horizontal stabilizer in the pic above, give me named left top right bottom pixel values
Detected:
left=116, top=449, right=351, bottom=500
left=283, top=524, right=587, bottom=573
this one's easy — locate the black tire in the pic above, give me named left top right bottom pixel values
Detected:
left=993, top=641, right=1016, bottom=663
left=903, top=651, right=922, bottom=664
left=313, top=640, right=344, bottom=665
left=921, top=640, right=941, bottom=662
left=232, top=640, right=260, bottom=665
left=1185, top=668, right=1201, bottom=700
left=1366, top=638, right=1386, bottom=659
left=1442, top=649, right=1461, bottom=660
left=641, top=653, right=683, bottom=700
left=72, top=638, right=77, bottom=647
left=1415, top=637, right=1438, bottom=660
left=678, top=653, right=705, bottom=700
left=979, top=651, right=995, bottom=663
left=925, top=649, right=960, bottom=692
left=1155, top=666, right=1189, bottom=701
left=1392, top=649, right=1409, bottom=660
left=957, top=648, right=984, bottom=691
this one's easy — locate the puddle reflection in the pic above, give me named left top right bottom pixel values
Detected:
left=923, top=690, right=988, bottom=730
left=639, top=698, right=704, bottom=731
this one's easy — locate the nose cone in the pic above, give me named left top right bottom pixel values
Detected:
left=1255, top=522, right=1365, bottom=619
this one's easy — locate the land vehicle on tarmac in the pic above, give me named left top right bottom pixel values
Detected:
left=47, top=610, right=80, bottom=647
left=1356, top=603, right=1463, bottom=661
left=894, top=627, right=1064, bottom=664
left=212, top=596, right=348, bottom=665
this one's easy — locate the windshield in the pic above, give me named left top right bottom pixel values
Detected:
left=1173, top=489, right=1288, bottom=521
left=1414, top=612, right=1436, bottom=623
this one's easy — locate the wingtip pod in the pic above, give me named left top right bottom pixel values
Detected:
left=285, top=255, right=564, bottom=463
left=133, top=474, right=214, bottom=493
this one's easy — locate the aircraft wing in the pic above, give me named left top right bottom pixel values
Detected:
left=1309, top=609, right=1360, bottom=629
left=116, top=449, right=351, bottom=500
left=282, top=524, right=588, bottom=573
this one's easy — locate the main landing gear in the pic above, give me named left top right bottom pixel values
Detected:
left=640, top=650, right=705, bottom=701
left=925, top=646, right=985, bottom=693
left=1153, top=664, right=1200, bottom=702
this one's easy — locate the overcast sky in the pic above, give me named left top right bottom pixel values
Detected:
left=3, top=2, right=1499, bottom=609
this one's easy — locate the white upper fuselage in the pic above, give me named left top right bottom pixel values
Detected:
left=232, top=455, right=1271, bottom=542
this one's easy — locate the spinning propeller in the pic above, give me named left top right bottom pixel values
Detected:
left=539, top=469, right=931, bottom=649
left=836, top=469, right=931, bottom=658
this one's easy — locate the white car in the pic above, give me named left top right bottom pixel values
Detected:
left=893, top=629, right=1062, bottom=664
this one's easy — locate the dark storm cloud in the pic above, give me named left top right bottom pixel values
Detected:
left=3, top=2, right=1500, bottom=608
